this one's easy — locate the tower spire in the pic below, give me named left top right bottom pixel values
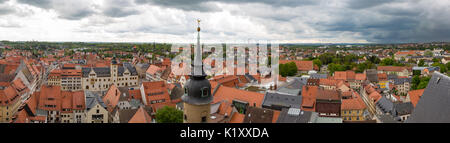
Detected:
left=194, top=19, right=203, bottom=76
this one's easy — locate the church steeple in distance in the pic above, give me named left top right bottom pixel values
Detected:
left=182, top=19, right=213, bottom=123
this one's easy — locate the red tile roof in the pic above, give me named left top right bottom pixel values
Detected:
left=146, top=65, right=162, bottom=75
left=355, top=73, right=366, bottom=81
left=319, top=78, right=338, bottom=86
left=229, top=113, right=245, bottom=123
left=395, top=51, right=417, bottom=56
left=279, top=60, right=314, bottom=71
left=369, top=91, right=382, bottom=103
left=408, top=89, right=425, bottom=108
left=301, top=86, right=318, bottom=111
left=341, top=92, right=366, bottom=110
left=0, top=86, right=19, bottom=106
left=141, top=81, right=171, bottom=107
left=38, top=85, right=62, bottom=111
left=334, top=71, right=355, bottom=81
left=72, top=91, right=85, bottom=110
left=377, top=66, right=411, bottom=72
left=272, top=110, right=280, bottom=123
left=103, top=85, right=121, bottom=112
left=213, top=85, right=265, bottom=108
left=61, top=92, right=72, bottom=113
left=128, top=107, right=152, bottom=123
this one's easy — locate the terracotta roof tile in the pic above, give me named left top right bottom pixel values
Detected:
left=341, top=92, right=366, bottom=110
left=103, top=85, right=121, bottom=112
left=141, top=81, right=171, bottom=107
left=279, top=60, right=314, bottom=71
left=128, top=107, right=152, bottom=123
left=408, top=89, right=425, bottom=108
left=212, top=85, right=265, bottom=108
left=38, top=85, right=62, bottom=111
left=272, top=110, right=280, bottom=123
left=0, top=86, right=19, bottom=106
left=229, top=113, right=245, bottom=123
left=301, top=86, right=318, bottom=111
left=146, top=65, right=162, bottom=75
left=355, top=73, right=366, bottom=80
left=378, top=66, right=412, bottom=72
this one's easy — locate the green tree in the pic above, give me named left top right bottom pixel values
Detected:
left=155, top=106, right=183, bottom=123
left=418, top=59, right=425, bottom=67
left=287, top=62, right=298, bottom=76
left=313, top=59, right=322, bottom=68
left=424, top=51, right=433, bottom=57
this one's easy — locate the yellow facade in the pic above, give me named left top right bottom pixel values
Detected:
left=0, top=98, right=22, bottom=123
left=341, top=109, right=365, bottom=121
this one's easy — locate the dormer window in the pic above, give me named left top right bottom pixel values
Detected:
left=201, top=87, right=209, bottom=97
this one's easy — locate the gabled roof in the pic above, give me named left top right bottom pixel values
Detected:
left=376, top=96, right=394, bottom=114
left=128, top=107, right=152, bottom=123
left=212, top=85, right=265, bottom=108
left=243, top=106, right=274, bottom=123
left=0, top=86, right=19, bottom=106
left=301, top=86, right=318, bottom=111
left=279, top=60, right=314, bottom=71
left=310, top=73, right=328, bottom=79
left=276, top=108, right=313, bottom=123
left=103, top=85, right=121, bottom=112
left=118, top=109, right=139, bottom=123
left=355, top=73, right=366, bottom=81
left=394, top=78, right=412, bottom=85
left=393, top=102, right=413, bottom=116
left=377, top=66, right=411, bottom=72
left=341, top=92, right=366, bottom=110
left=38, top=85, right=62, bottom=111
left=82, top=67, right=110, bottom=77
left=85, top=91, right=106, bottom=110
left=334, top=71, right=355, bottom=81
left=408, top=89, right=424, bottom=107
left=262, top=92, right=302, bottom=109
left=316, top=88, right=341, bottom=101
left=277, top=78, right=305, bottom=95
left=146, top=65, right=161, bottom=75
left=72, top=91, right=85, bottom=110
left=407, top=72, right=450, bottom=123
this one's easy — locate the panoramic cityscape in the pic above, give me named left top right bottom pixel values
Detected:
left=1, top=0, right=450, bottom=124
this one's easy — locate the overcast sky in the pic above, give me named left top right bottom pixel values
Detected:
left=0, top=0, right=449, bottom=43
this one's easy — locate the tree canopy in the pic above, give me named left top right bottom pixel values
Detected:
left=155, top=106, right=183, bottom=123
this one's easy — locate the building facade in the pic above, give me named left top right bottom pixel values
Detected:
left=82, top=60, right=139, bottom=92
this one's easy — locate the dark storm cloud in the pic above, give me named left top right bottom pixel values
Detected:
left=58, top=8, right=95, bottom=20
left=17, top=0, right=95, bottom=20
left=17, top=0, right=53, bottom=9
left=345, top=0, right=394, bottom=9
left=103, top=0, right=140, bottom=17
left=135, top=0, right=317, bottom=12
left=0, top=6, right=14, bottom=15
left=103, top=7, right=140, bottom=17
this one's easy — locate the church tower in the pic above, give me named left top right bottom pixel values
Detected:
left=182, top=19, right=213, bottom=123
left=111, top=56, right=119, bottom=84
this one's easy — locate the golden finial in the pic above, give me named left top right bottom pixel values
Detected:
left=197, top=19, right=201, bottom=32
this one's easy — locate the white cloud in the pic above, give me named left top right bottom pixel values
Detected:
left=0, top=0, right=449, bottom=43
